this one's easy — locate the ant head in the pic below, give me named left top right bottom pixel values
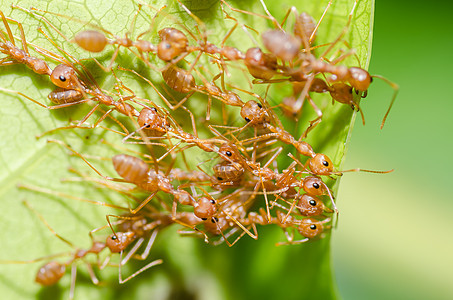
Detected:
left=262, top=30, right=301, bottom=61
left=297, top=194, right=328, bottom=216
left=106, top=231, right=135, bottom=253
left=194, top=197, right=217, bottom=220
left=112, top=154, right=149, bottom=183
left=218, top=143, right=241, bottom=162
left=157, top=41, right=184, bottom=61
left=308, top=153, right=334, bottom=175
left=348, top=67, right=372, bottom=91
left=301, top=176, right=328, bottom=196
left=35, top=261, right=66, bottom=286
left=298, top=218, right=324, bottom=238
left=50, top=64, right=80, bottom=90
left=74, top=30, right=108, bottom=52
left=240, top=100, right=270, bottom=126
left=138, top=108, right=169, bottom=137
left=329, top=83, right=353, bottom=105
left=203, top=216, right=228, bottom=235
left=157, top=28, right=188, bottom=61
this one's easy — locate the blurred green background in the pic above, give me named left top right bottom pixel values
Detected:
left=332, top=0, right=453, bottom=299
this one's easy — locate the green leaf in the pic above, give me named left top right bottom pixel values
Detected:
left=0, top=0, right=373, bottom=299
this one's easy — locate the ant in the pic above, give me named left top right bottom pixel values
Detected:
left=1, top=200, right=162, bottom=299
left=21, top=5, right=167, bottom=72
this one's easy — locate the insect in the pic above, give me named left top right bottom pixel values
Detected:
left=1, top=200, right=162, bottom=299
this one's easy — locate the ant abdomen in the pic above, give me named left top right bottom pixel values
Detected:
left=262, top=30, right=301, bottom=62
left=35, top=261, right=66, bottom=286
left=47, top=88, right=84, bottom=104
left=244, top=47, right=278, bottom=80
left=329, top=83, right=353, bottom=105
left=162, top=65, right=195, bottom=93
left=74, top=30, right=108, bottom=52
left=213, top=162, right=244, bottom=182
left=159, top=27, right=188, bottom=45
left=294, top=12, right=317, bottom=44
left=112, top=154, right=149, bottom=183
left=310, top=78, right=329, bottom=93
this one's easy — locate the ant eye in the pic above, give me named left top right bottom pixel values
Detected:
left=313, top=183, right=320, bottom=189
left=165, top=43, right=171, bottom=49
left=310, top=224, right=317, bottom=230
left=244, top=117, right=251, bottom=122
left=257, top=103, right=262, bottom=108
left=151, top=107, right=157, bottom=112
left=145, top=123, right=151, bottom=128
left=59, top=75, right=66, bottom=82
left=309, top=200, right=316, bottom=206
left=212, top=217, right=219, bottom=223
left=201, top=218, right=207, bottom=221
left=217, top=177, right=223, bottom=181
left=210, top=199, right=216, bottom=204
left=322, top=160, right=329, bottom=167
left=226, top=151, right=232, bottom=156
left=111, top=235, right=117, bottom=240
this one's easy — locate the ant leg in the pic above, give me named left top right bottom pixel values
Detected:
left=69, top=263, right=77, bottom=300
left=120, top=238, right=145, bottom=265
left=130, top=192, right=158, bottom=215
left=124, top=230, right=159, bottom=262
left=18, top=184, right=129, bottom=211
left=371, top=75, right=399, bottom=129
left=118, top=251, right=163, bottom=284
left=320, top=0, right=358, bottom=58
left=46, top=139, right=118, bottom=181
left=220, top=0, right=280, bottom=30
left=22, top=200, right=75, bottom=247
left=309, top=0, right=333, bottom=43
left=0, top=10, right=15, bottom=45
left=300, top=95, right=323, bottom=139
left=0, top=11, right=29, bottom=53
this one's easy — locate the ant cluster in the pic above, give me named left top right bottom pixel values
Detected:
left=0, top=0, right=396, bottom=298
